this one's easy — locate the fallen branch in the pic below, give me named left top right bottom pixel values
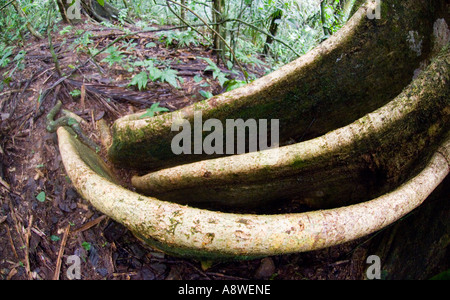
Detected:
left=24, top=215, right=33, bottom=280
left=72, top=215, right=107, bottom=234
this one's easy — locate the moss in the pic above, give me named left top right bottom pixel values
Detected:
left=291, top=157, right=308, bottom=169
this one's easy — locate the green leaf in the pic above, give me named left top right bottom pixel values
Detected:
left=148, top=66, right=162, bottom=81
left=96, top=0, right=105, bottom=7
left=199, top=90, right=213, bottom=99
left=145, top=42, right=156, bottom=48
left=160, top=68, right=179, bottom=88
left=216, top=73, right=228, bottom=87
left=225, top=79, right=247, bottom=92
left=101, top=46, right=124, bottom=67
left=36, top=191, right=46, bottom=203
left=59, top=26, right=73, bottom=36
left=130, top=71, right=148, bottom=91
left=139, top=102, right=170, bottom=119
left=82, top=241, right=91, bottom=251
left=193, top=75, right=203, bottom=83
left=50, top=235, right=61, bottom=242
left=69, top=89, right=81, bottom=97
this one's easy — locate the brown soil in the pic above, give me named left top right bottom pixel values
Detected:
left=0, top=20, right=371, bottom=280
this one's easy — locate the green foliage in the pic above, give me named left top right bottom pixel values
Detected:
left=224, top=79, right=247, bottom=92
left=101, top=46, right=125, bottom=67
left=198, top=57, right=228, bottom=87
left=50, top=235, right=61, bottom=242
left=59, top=25, right=73, bottom=36
left=160, top=68, right=180, bottom=88
left=0, top=43, right=14, bottom=68
left=130, top=59, right=181, bottom=89
left=157, top=29, right=201, bottom=48
left=69, top=89, right=82, bottom=98
left=82, top=241, right=92, bottom=251
left=429, top=269, right=450, bottom=280
left=130, top=71, right=148, bottom=91
left=199, top=90, right=213, bottom=99
left=140, top=102, right=170, bottom=119
left=4, top=49, right=27, bottom=78
left=0, top=0, right=57, bottom=44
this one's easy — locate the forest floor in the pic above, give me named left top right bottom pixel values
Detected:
left=0, top=19, right=372, bottom=280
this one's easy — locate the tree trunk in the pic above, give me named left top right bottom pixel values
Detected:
left=180, top=0, right=186, bottom=30
left=212, top=0, right=226, bottom=62
left=263, top=9, right=282, bottom=55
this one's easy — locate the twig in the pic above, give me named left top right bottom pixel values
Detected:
left=72, top=215, right=107, bottom=234
left=24, top=215, right=33, bottom=280
left=165, top=0, right=212, bottom=45
left=5, top=226, right=19, bottom=260
left=0, top=0, right=14, bottom=11
left=0, top=176, right=10, bottom=190
left=225, top=18, right=301, bottom=57
left=53, top=224, right=71, bottom=280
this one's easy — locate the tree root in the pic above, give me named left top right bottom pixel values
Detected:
left=131, top=46, right=450, bottom=209
left=46, top=101, right=100, bottom=152
left=107, top=0, right=440, bottom=171
left=56, top=125, right=450, bottom=260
